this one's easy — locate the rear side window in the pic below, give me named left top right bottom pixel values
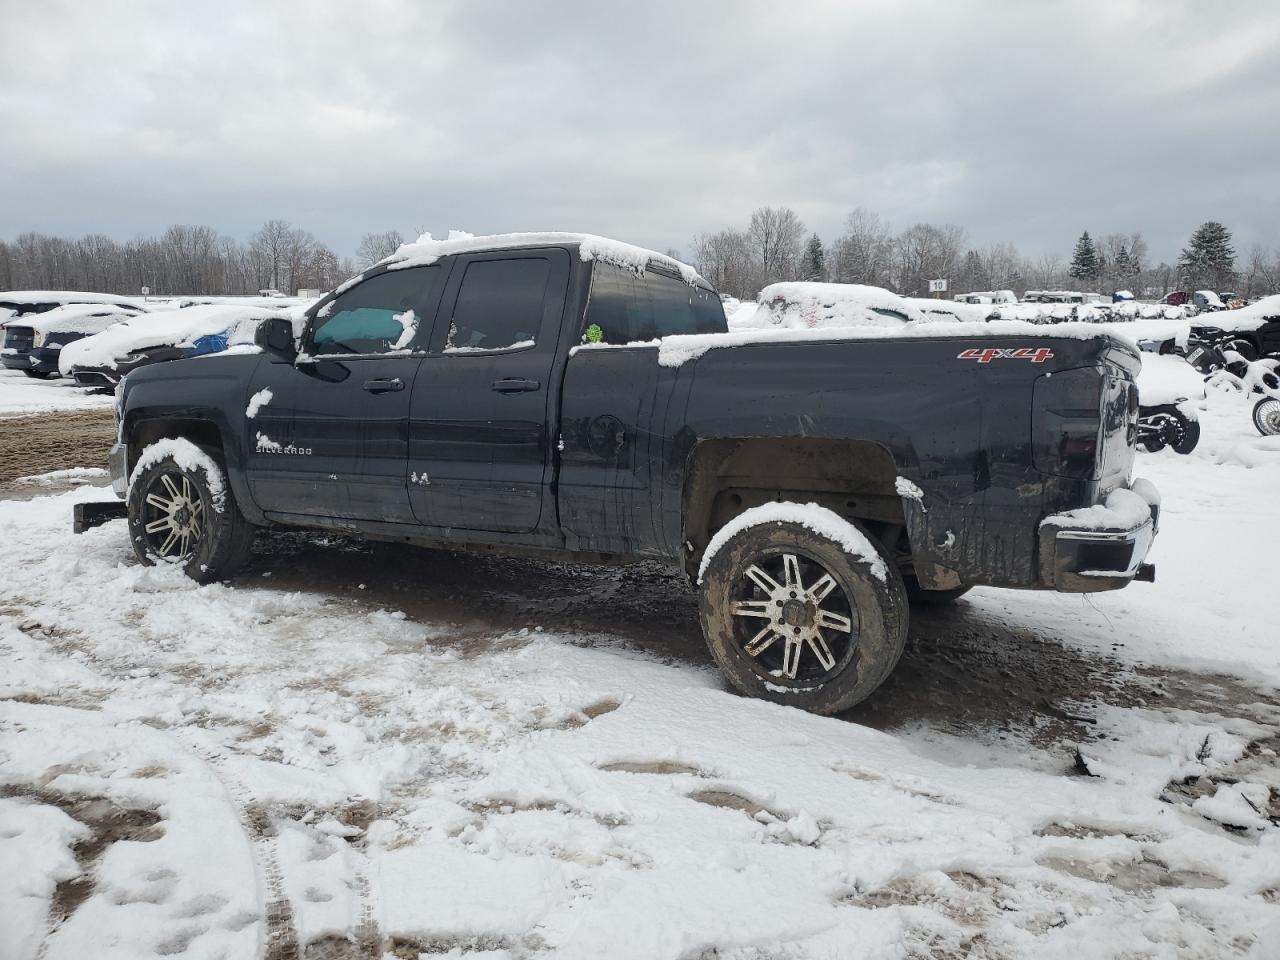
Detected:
left=445, top=258, right=551, bottom=352
left=585, top=263, right=726, bottom=345
left=310, top=265, right=440, bottom=355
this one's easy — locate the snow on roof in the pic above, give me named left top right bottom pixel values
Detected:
left=1136, top=353, right=1205, bottom=406
left=1205, top=294, right=1280, bottom=331
left=24, top=302, right=145, bottom=335
left=58, top=304, right=284, bottom=373
left=750, top=282, right=929, bottom=329
left=0, top=290, right=144, bottom=308
left=379, top=230, right=706, bottom=286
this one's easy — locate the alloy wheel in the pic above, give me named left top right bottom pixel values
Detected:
left=141, top=470, right=205, bottom=561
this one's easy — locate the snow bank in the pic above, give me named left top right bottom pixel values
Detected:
left=127, top=437, right=226, bottom=512
left=381, top=231, right=705, bottom=285
left=57, top=304, right=283, bottom=374
left=0, top=369, right=113, bottom=415
left=698, top=501, right=888, bottom=583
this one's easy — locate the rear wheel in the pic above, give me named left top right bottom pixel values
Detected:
left=698, top=505, right=908, bottom=715
left=22, top=369, right=54, bottom=380
left=1255, top=397, right=1280, bottom=437
left=126, top=439, right=255, bottom=583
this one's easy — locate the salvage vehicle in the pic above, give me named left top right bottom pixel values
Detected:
left=78, top=233, right=1159, bottom=715
left=1, top=291, right=143, bottom=378
left=1188, top=294, right=1280, bottom=361
left=0, top=303, right=147, bottom=378
left=59, top=303, right=286, bottom=388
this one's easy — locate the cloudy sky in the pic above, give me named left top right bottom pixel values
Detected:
left=3, top=0, right=1279, bottom=263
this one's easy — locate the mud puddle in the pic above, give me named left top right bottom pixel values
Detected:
left=0, top=408, right=115, bottom=484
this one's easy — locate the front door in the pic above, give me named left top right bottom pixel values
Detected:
left=245, top=264, right=444, bottom=523
left=408, top=249, right=570, bottom=533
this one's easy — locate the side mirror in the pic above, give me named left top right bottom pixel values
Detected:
left=256, top=317, right=297, bottom=360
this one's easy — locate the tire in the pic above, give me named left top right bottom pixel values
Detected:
left=1224, top=338, right=1258, bottom=362
left=698, top=507, right=909, bottom=715
left=22, top=369, right=54, bottom=380
left=126, top=440, right=256, bottom=583
left=904, top=576, right=971, bottom=606
left=1255, top=397, right=1280, bottom=437
left=1170, top=413, right=1201, bottom=455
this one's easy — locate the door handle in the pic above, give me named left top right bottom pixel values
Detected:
left=491, top=378, right=541, bottom=393
left=363, top=377, right=404, bottom=393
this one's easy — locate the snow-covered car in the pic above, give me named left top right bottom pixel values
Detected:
left=1188, top=294, right=1280, bottom=361
left=1, top=303, right=148, bottom=378
left=741, top=282, right=929, bottom=329
left=1, top=290, right=144, bottom=378
left=904, top=298, right=993, bottom=323
left=58, top=304, right=286, bottom=388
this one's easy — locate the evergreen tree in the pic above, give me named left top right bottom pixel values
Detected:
left=801, top=233, right=826, bottom=281
left=1177, top=221, right=1236, bottom=291
left=1068, top=231, right=1100, bottom=284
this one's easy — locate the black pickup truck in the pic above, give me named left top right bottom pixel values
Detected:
left=82, top=233, right=1159, bottom=714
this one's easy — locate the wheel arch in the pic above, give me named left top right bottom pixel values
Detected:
left=681, top=437, right=910, bottom=574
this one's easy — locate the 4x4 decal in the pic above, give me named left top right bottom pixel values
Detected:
left=957, top=347, right=1054, bottom=364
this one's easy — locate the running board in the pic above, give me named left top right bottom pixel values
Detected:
left=73, top=501, right=127, bottom=534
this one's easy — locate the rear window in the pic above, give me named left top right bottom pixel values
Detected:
left=585, top=263, right=726, bottom=345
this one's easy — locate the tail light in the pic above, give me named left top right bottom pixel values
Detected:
left=1032, top=367, right=1103, bottom=479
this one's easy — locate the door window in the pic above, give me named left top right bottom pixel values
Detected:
left=310, top=266, right=441, bottom=355
left=445, top=258, right=551, bottom=352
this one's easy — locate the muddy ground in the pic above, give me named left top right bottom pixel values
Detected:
left=1, top=412, right=1274, bottom=758
left=0, top=408, right=114, bottom=485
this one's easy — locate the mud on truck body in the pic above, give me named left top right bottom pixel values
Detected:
left=78, top=233, right=1159, bottom=714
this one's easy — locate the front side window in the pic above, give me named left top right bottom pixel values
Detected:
left=445, top=257, right=551, bottom=352
left=585, top=263, right=726, bottom=345
left=310, top=266, right=440, bottom=355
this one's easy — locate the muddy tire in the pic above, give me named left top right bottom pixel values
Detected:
left=126, top=441, right=255, bottom=584
left=698, top=511, right=909, bottom=715
left=904, top=576, right=971, bottom=606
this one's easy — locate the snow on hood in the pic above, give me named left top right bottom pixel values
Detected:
left=378, top=230, right=706, bottom=286
left=747, top=282, right=929, bottom=329
left=1136, top=353, right=1206, bottom=406
left=903, top=297, right=992, bottom=323
left=23, top=303, right=146, bottom=337
left=1199, top=294, right=1280, bottom=332
left=58, top=304, right=283, bottom=373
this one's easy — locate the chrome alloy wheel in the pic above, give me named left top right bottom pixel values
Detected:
left=141, top=470, right=205, bottom=560
left=730, top=552, right=859, bottom=684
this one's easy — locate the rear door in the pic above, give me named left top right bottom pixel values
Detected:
left=246, top=265, right=444, bottom=523
left=408, top=248, right=570, bottom=533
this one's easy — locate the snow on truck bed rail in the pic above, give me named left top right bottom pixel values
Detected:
left=378, top=230, right=705, bottom=285
left=575, top=319, right=1137, bottom=368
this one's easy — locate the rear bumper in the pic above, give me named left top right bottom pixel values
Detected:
left=2, top=352, right=31, bottom=370
left=1038, top=479, right=1160, bottom=592
left=71, top=366, right=122, bottom=388
left=29, top=347, right=62, bottom=375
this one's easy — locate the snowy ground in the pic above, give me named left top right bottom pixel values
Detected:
left=0, top=368, right=113, bottom=416
left=1, top=386, right=1279, bottom=959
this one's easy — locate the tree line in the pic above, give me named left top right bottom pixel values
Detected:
left=2, top=214, right=1277, bottom=302
left=692, top=209, right=1280, bottom=302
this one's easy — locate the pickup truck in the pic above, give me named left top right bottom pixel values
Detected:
left=80, top=233, right=1159, bottom=715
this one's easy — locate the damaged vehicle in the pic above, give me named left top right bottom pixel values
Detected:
left=80, top=233, right=1159, bottom=715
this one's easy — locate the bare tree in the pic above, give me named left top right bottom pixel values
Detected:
left=691, top=229, right=755, bottom=298
left=748, top=206, right=806, bottom=288
left=829, top=209, right=894, bottom=288
left=356, top=230, right=405, bottom=268
left=893, top=223, right=966, bottom=296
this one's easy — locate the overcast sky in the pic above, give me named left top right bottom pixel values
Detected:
left=3, top=0, right=1279, bottom=263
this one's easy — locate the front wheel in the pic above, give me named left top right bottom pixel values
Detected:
left=698, top=504, right=908, bottom=715
left=126, top=438, right=255, bottom=583
left=1255, top=397, right=1280, bottom=437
